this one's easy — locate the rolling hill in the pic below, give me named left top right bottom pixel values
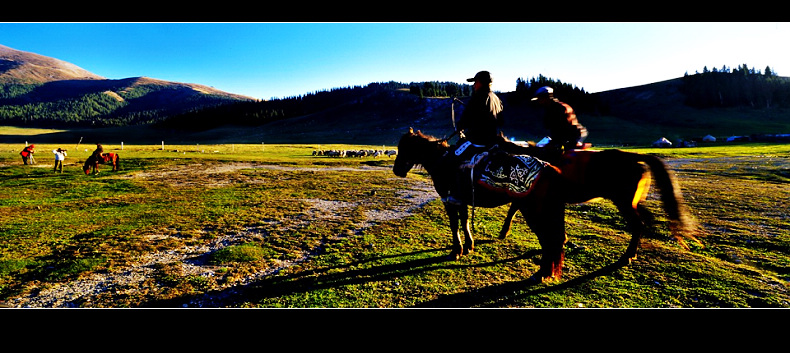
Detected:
left=0, top=44, right=257, bottom=128
left=2, top=43, right=790, bottom=147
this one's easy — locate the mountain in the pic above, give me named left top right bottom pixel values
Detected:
left=0, top=44, right=104, bottom=83
left=0, top=44, right=257, bottom=127
left=2, top=44, right=790, bottom=147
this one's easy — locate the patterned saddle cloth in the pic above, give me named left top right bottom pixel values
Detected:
left=463, top=151, right=548, bottom=197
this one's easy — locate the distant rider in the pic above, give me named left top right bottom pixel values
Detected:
left=90, top=144, right=104, bottom=173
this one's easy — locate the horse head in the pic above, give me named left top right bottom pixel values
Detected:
left=392, top=128, right=417, bottom=177
left=392, top=127, right=448, bottom=178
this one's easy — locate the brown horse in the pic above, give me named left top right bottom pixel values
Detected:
left=83, top=152, right=120, bottom=175
left=392, top=128, right=697, bottom=283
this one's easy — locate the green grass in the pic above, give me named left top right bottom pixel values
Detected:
left=1, top=140, right=788, bottom=308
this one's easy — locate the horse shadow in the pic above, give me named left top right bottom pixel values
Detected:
left=142, top=239, right=622, bottom=308
left=412, top=260, right=628, bottom=308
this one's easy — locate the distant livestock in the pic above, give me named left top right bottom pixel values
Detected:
left=312, top=149, right=397, bottom=158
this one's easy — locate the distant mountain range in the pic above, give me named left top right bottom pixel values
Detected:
left=2, top=43, right=790, bottom=147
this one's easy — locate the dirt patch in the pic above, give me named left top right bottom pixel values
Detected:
left=7, top=162, right=436, bottom=308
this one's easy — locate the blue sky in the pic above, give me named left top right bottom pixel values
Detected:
left=1, top=22, right=788, bottom=100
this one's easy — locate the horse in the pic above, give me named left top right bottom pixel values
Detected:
left=83, top=152, right=120, bottom=175
left=392, top=128, right=698, bottom=283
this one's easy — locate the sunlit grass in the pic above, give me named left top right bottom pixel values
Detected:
left=1, top=139, right=788, bottom=308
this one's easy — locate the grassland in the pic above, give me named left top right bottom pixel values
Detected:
left=0, top=137, right=789, bottom=308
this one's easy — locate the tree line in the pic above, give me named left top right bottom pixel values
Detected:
left=681, top=64, right=790, bottom=109
left=409, top=81, right=474, bottom=98
left=513, top=74, right=598, bottom=113
left=0, top=82, right=250, bottom=128
left=156, top=81, right=413, bottom=130
left=4, top=65, right=788, bottom=130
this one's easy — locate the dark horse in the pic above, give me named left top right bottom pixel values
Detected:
left=392, top=128, right=697, bottom=282
left=83, top=153, right=120, bottom=175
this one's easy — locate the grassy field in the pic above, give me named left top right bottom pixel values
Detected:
left=1, top=137, right=789, bottom=308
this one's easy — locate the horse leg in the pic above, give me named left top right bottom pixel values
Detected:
left=459, top=205, right=473, bottom=255
left=614, top=200, right=646, bottom=265
left=499, top=203, right=518, bottom=239
left=444, top=202, right=464, bottom=260
left=524, top=200, right=567, bottom=282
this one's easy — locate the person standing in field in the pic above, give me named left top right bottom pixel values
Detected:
left=20, top=144, right=35, bottom=165
left=53, top=148, right=67, bottom=173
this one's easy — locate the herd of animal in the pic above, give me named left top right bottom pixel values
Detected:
left=313, top=149, right=397, bottom=158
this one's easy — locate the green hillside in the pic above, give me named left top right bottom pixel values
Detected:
left=164, top=76, right=790, bottom=147
left=3, top=71, right=790, bottom=147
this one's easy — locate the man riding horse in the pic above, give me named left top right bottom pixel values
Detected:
left=445, top=71, right=536, bottom=204
left=83, top=143, right=120, bottom=175
left=393, top=74, right=697, bottom=282
left=531, top=86, right=588, bottom=162
left=393, top=128, right=698, bottom=282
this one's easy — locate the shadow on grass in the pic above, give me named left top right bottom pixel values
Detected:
left=141, top=238, right=627, bottom=308
left=412, top=261, right=628, bottom=308
left=141, top=246, right=452, bottom=307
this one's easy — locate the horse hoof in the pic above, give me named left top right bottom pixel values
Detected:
left=525, top=274, right=544, bottom=286
left=527, top=269, right=559, bottom=285
left=616, top=255, right=637, bottom=266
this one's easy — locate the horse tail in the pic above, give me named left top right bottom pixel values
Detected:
left=115, top=153, right=120, bottom=170
left=635, top=153, right=699, bottom=249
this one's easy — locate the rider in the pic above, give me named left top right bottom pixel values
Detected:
left=92, top=144, right=104, bottom=159
left=90, top=144, right=104, bottom=173
left=443, top=71, right=536, bottom=205
left=456, top=70, right=503, bottom=147
left=531, top=86, right=587, bottom=160
left=455, top=71, right=535, bottom=157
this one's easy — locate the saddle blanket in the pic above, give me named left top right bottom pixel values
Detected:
left=467, top=152, right=548, bottom=197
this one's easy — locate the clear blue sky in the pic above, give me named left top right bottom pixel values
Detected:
left=1, top=22, right=788, bottom=100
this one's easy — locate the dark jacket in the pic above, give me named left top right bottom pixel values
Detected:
left=543, top=98, right=586, bottom=147
left=457, top=89, right=504, bottom=146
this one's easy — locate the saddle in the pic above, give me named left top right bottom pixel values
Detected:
left=450, top=142, right=548, bottom=198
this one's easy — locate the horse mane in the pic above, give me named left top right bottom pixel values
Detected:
left=410, top=129, right=450, bottom=148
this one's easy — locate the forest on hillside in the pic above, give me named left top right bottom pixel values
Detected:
left=2, top=65, right=789, bottom=131
left=0, top=80, right=246, bottom=127
left=156, top=81, right=414, bottom=131
left=159, top=75, right=602, bottom=131
left=681, top=64, right=790, bottom=109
